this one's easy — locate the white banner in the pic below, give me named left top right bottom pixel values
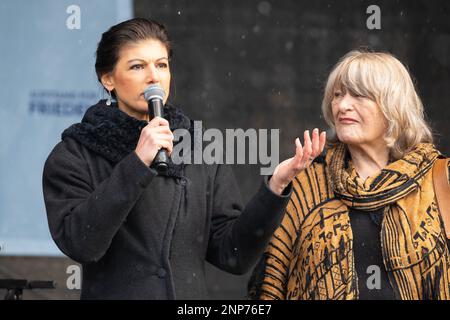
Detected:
left=0, top=0, right=132, bottom=255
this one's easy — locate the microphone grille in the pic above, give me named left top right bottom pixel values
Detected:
left=143, top=84, right=165, bottom=101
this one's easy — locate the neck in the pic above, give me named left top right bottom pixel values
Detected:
left=347, top=142, right=390, bottom=181
left=117, top=100, right=149, bottom=122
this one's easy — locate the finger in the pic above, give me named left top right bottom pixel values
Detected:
left=319, top=131, right=327, bottom=153
left=293, top=137, right=304, bottom=166
left=167, top=141, right=174, bottom=154
left=311, top=128, right=319, bottom=157
left=147, top=116, right=170, bottom=128
left=295, top=137, right=303, bottom=158
left=151, top=126, right=173, bottom=136
left=142, top=127, right=172, bottom=142
left=165, top=141, right=174, bottom=155
left=144, top=125, right=173, bottom=141
left=155, top=133, right=174, bottom=145
left=157, top=139, right=173, bottom=154
left=302, top=130, right=312, bottom=164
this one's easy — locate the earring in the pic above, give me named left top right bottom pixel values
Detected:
left=106, top=90, right=112, bottom=106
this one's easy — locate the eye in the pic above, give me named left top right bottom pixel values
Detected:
left=130, top=64, right=144, bottom=70
left=156, top=62, right=168, bottom=69
left=352, top=93, right=367, bottom=99
left=347, top=89, right=366, bottom=99
left=333, top=91, right=343, bottom=98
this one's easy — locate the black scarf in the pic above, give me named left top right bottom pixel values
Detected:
left=62, top=99, right=193, bottom=178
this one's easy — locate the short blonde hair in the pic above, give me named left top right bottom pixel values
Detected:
left=321, top=50, right=433, bottom=160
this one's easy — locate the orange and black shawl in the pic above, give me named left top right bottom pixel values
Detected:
left=251, top=143, right=450, bottom=300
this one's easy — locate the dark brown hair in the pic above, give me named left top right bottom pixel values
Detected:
left=95, top=18, right=172, bottom=96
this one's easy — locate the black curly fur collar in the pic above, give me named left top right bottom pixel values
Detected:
left=62, top=99, right=192, bottom=178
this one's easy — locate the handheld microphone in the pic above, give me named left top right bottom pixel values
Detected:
left=144, top=84, right=169, bottom=173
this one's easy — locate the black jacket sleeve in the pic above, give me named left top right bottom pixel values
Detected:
left=42, top=140, right=157, bottom=263
left=206, top=164, right=292, bottom=275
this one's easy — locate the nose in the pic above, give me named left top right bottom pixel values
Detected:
left=146, top=63, right=160, bottom=84
left=337, top=93, right=356, bottom=113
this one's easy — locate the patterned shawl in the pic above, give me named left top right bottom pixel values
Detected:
left=253, top=142, right=450, bottom=300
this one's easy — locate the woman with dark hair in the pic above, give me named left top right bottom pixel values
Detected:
left=42, top=18, right=326, bottom=299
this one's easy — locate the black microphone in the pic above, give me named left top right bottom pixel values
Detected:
left=144, top=84, right=169, bottom=173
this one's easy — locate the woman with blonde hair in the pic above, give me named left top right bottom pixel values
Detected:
left=249, top=50, right=450, bottom=300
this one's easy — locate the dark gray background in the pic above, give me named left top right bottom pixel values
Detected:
left=1, top=0, right=449, bottom=300
left=135, top=0, right=450, bottom=299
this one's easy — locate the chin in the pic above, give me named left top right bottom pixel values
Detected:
left=134, top=100, right=149, bottom=112
left=336, top=134, right=361, bottom=146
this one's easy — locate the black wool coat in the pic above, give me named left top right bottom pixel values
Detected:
left=42, top=100, right=291, bottom=299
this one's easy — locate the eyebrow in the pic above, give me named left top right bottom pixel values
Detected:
left=127, top=57, right=169, bottom=64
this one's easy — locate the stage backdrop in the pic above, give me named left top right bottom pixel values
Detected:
left=0, top=0, right=132, bottom=255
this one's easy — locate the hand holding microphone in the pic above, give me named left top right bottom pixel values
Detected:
left=135, top=84, right=173, bottom=172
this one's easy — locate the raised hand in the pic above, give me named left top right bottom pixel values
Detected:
left=269, top=128, right=327, bottom=195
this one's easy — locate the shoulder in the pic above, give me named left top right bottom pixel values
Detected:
left=46, top=137, right=88, bottom=162
left=44, top=138, right=91, bottom=175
